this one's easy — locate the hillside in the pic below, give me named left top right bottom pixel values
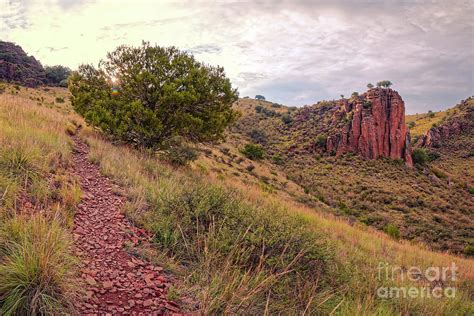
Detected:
left=0, top=41, right=46, bottom=87
left=0, top=85, right=473, bottom=314
left=226, top=93, right=473, bottom=254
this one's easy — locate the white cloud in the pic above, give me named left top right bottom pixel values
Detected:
left=1, top=0, right=473, bottom=113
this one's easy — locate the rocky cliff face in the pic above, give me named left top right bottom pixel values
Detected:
left=417, top=97, right=473, bottom=148
left=0, top=41, right=46, bottom=87
left=326, top=88, right=413, bottom=167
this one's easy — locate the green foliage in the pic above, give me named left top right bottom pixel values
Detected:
left=427, top=151, right=440, bottom=162
left=280, top=112, right=293, bottom=125
left=363, top=100, right=372, bottom=109
left=464, top=245, right=474, bottom=256
left=412, top=148, right=429, bottom=165
left=351, top=92, right=359, bottom=98
left=69, top=42, right=239, bottom=149
left=467, top=187, right=474, bottom=195
left=248, top=129, right=267, bottom=144
left=384, top=223, right=400, bottom=239
left=255, top=95, right=265, bottom=100
left=45, top=65, right=71, bottom=87
left=427, top=110, right=435, bottom=118
left=367, top=83, right=374, bottom=89
left=376, top=80, right=392, bottom=88
left=255, top=105, right=263, bottom=113
left=271, top=153, right=284, bottom=165
left=315, top=134, right=327, bottom=149
left=241, top=143, right=264, bottom=160
left=161, top=137, right=198, bottom=166
left=55, top=97, right=65, bottom=103
left=408, top=121, right=416, bottom=129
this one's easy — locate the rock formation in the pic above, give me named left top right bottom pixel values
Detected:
left=326, top=88, right=413, bottom=167
left=0, top=41, right=46, bottom=87
left=417, top=97, right=473, bottom=148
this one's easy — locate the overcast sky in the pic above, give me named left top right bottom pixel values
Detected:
left=1, top=0, right=473, bottom=113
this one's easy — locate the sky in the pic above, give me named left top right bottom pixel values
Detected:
left=1, top=0, right=473, bottom=113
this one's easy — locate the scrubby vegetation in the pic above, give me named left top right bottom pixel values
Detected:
left=240, top=143, right=265, bottom=160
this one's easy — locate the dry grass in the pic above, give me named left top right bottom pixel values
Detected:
left=406, top=110, right=447, bottom=137
left=81, top=126, right=474, bottom=315
left=0, top=84, right=81, bottom=314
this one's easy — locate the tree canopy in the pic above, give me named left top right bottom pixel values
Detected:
left=69, top=42, right=239, bottom=148
left=255, top=95, right=266, bottom=100
left=45, top=65, right=71, bottom=87
left=376, top=80, right=393, bottom=88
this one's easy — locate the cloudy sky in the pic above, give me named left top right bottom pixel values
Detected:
left=1, top=0, right=473, bottom=113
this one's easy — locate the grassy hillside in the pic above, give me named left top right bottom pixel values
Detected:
left=406, top=110, right=447, bottom=137
left=0, top=87, right=473, bottom=314
left=229, top=98, right=473, bottom=254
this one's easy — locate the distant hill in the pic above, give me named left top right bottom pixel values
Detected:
left=0, top=41, right=46, bottom=87
left=214, top=93, right=474, bottom=254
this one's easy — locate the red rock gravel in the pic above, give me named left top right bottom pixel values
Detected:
left=71, top=135, right=180, bottom=315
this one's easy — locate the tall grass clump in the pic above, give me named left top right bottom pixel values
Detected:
left=0, top=215, right=77, bottom=315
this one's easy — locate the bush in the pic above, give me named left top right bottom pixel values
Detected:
left=464, top=245, right=474, bottom=256
left=69, top=42, right=238, bottom=149
left=161, top=137, right=198, bottom=166
left=408, top=121, right=416, bottom=129
left=45, top=65, right=71, bottom=86
left=241, top=143, right=264, bottom=160
left=412, top=148, right=429, bottom=165
left=248, top=129, right=267, bottom=144
left=315, top=134, right=327, bottom=149
left=427, top=110, right=435, bottom=118
left=255, top=105, right=263, bottom=113
left=468, top=187, right=474, bottom=195
left=281, top=113, right=293, bottom=125
left=272, top=154, right=284, bottom=165
left=255, top=95, right=265, bottom=100
left=384, top=223, right=400, bottom=239
left=55, top=97, right=65, bottom=103
left=427, top=151, right=440, bottom=161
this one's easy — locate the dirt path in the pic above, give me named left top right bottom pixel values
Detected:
left=71, top=135, right=180, bottom=315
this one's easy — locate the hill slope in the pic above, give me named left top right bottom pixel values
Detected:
left=0, top=85, right=473, bottom=314
left=226, top=93, right=473, bottom=254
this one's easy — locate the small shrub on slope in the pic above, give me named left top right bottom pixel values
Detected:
left=241, top=143, right=264, bottom=160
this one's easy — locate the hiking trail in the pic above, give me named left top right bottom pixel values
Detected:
left=70, top=134, right=180, bottom=315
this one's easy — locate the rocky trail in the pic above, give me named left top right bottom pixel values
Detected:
left=71, top=134, right=181, bottom=315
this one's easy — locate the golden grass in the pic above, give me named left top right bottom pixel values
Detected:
left=406, top=110, right=447, bottom=137
left=0, top=84, right=82, bottom=314
left=81, top=127, right=474, bottom=315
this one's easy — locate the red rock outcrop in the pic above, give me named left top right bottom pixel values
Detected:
left=417, top=97, right=473, bottom=148
left=326, top=88, right=413, bottom=167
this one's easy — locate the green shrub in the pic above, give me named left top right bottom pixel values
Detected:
left=255, top=105, right=263, bottom=113
left=55, top=97, right=65, bottom=103
left=272, top=154, right=284, bottom=165
left=467, top=187, right=474, bottom=195
left=408, top=121, right=416, bottom=129
left=241, top=143, right=264, bottom=160
left=427, top=110, right=435, bottom=118
left=315, top=134, right=327, bottom=149
left=384, top=223, right=400, bottom=239
left=281, top=113, right=293, bottom=125
left=161, top=137, right=198, bottom=166
left=248, top=129, right=267, bottom=144
left=464, top=245, right=474, bottom=256
left=412, top=148, right=429, bottom=165
left=69, top=42, right=238, bottom=149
